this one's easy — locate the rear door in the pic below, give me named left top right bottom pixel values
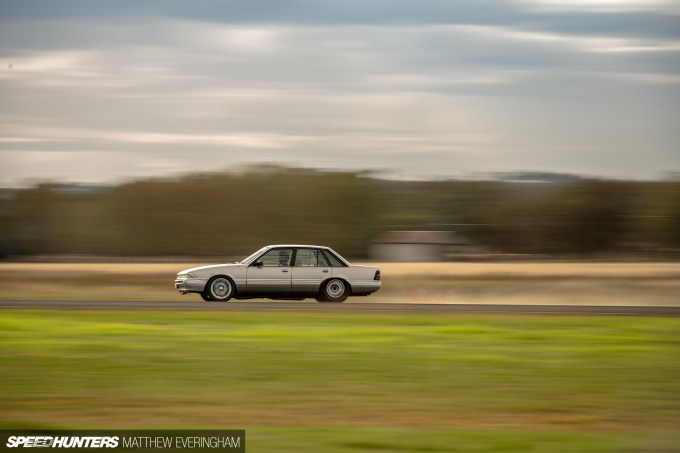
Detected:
left=291, top=248, right=331, bottom=293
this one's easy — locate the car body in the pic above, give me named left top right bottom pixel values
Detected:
left=175, top=245, right=381, bottom=302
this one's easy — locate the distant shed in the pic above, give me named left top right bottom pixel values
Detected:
left=371, top=231, right=470, bottom=262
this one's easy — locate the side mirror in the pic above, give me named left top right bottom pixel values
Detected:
left=253, top=260, right=263, bottom=268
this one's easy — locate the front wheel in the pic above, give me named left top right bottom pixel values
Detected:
left=206, top=276, right=234, bottom=302
left=200, top=292, right=213, bottom=302
left=319, top=279, right=348, bottom=303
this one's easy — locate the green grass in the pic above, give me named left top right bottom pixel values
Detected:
left=246, top=427, right=640, bottom=453
left=1, top=311, right=679, bottom=452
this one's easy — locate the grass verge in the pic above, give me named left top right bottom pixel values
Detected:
left=0, top=311, right=678, bottom=451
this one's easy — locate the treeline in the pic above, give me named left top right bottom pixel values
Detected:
left=1, top=168, right=679, bottom=258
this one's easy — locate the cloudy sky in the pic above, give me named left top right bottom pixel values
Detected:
left=1, top=0, right=679, bottom=185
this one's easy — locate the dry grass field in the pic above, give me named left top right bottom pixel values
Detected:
left=378, top=262, right=680, bottom=278
left=3, top=261, right=680, bottom=276
left=1, top=261, right=678, bottom=305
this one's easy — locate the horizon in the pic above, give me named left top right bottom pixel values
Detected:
left=1, top=163, right=679, bottom=190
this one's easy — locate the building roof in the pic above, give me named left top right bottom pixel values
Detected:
left=373, top=231, right=467, bottom=245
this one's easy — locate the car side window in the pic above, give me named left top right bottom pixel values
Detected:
left=294, top=249, right=329, bottom=267
left=321, top=250, right=345, bottom=267
left=317, top=250, right=330, bottom=267
left=257, top=248, right=293, bottom=267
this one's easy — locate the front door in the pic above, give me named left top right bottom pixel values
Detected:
left=246, top=248, right=293, bottom=294
left=291, top=248, right=331, bottom=293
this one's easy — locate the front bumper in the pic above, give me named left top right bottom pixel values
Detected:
left=174, top=278, right=208, bottom=294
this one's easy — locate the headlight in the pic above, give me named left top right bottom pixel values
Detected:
left=176, top=273, right=191, bottom=280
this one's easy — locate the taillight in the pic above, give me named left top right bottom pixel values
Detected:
left=374, top=270, right=381, bottom=281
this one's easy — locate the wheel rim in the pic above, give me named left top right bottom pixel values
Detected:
left=211, top=278, right=232, bottom=299
left=327, top=279, right=345, bottom=298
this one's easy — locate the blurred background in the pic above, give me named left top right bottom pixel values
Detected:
left=1, top=0, right=679, bottom=261
left=1, top=168, right=680, bottom=260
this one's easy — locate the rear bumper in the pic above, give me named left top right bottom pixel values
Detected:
left=350, top=281, right=381, bottom=294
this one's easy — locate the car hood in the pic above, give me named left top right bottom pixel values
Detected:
left=179, top=263, right=241, bottom=275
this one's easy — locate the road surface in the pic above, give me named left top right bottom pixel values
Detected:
left=0, top=300, right=678, bottom=315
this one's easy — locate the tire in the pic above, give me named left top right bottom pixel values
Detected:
left=320, top=279, right=348, bottom=303
left=200, top=292, right=213, bottom=302
left=206, top=276, right=234, bottom=302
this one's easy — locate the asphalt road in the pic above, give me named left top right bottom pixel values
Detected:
left=0, top=300, right=679, bottom=315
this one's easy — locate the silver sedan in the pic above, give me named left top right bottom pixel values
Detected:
left=175, top=245, right=381, bottom=302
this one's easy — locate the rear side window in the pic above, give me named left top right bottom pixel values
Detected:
left=321, top=250, right=346, bottom=267
left=294, top=249, right=329, bottom=267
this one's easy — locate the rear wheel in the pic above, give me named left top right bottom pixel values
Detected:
left=319, top=279, right=348, bottom=302
left=207, top=276, right=234, bottom=302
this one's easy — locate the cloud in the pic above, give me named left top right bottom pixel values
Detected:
left=0, top=1, right=678, bottom=184
left=2, top=150, right=188, bottom=184
left=452, top=24, right=680, bottom=53
left=518, top=0, right=679, bottom=12
left=1, top=125, right=317, bottom=149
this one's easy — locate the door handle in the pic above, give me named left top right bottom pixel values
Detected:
left=322, top=269, right=329, bottom=273
left=281, top=269, right=289, bottom=272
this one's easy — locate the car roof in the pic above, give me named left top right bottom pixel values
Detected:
left=264, top=244, right=330, bottom=249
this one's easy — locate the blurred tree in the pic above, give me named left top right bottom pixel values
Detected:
left=1, top=169, right=677, bottom=259
left=638, top=182, right=680, bottom=250
left=11, top=184, right=58, bottom=255
left=473, top=180, right=634, bottom=255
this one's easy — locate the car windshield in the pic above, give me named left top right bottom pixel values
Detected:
left=240, top=247, right=267, bottom=264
